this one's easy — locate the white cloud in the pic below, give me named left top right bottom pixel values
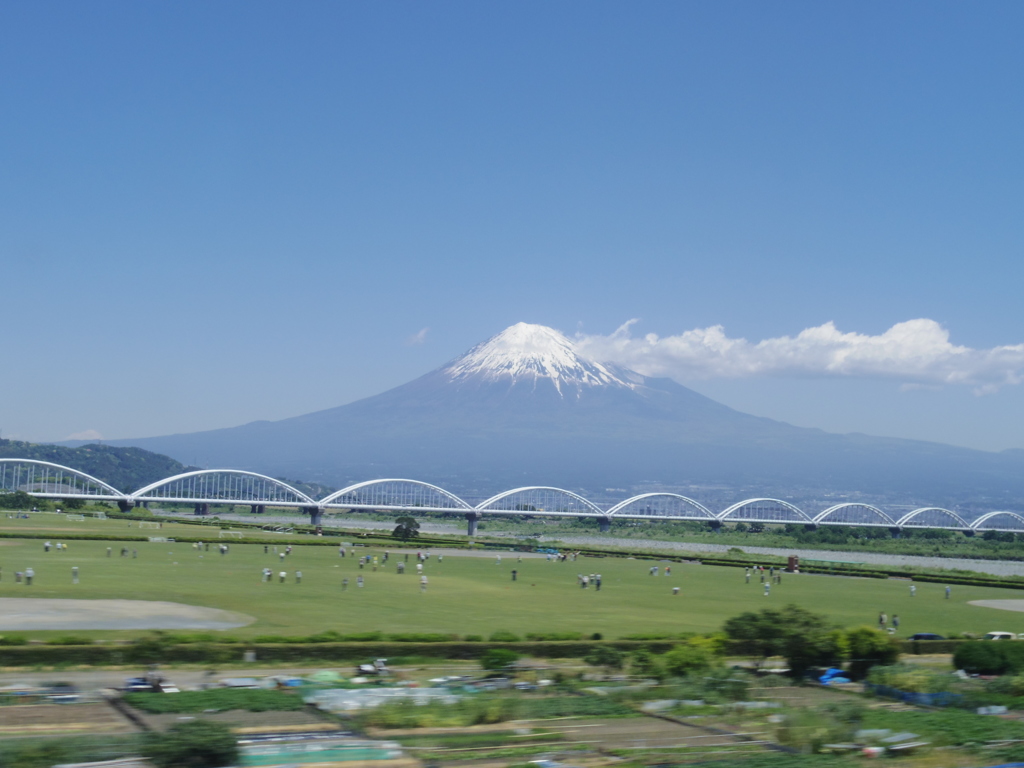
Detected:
left=575, top=319, right=1024, bottom=394
left=65, top=429, right=104, bottom=441
left=406, top=327, right=430, bottom=346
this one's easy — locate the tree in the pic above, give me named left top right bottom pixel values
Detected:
left=723, top=605, right=849, bottom=678
left=630, top=648, right=665, bottom=680
left=584, top=645, right=624, bottom=674
left=663, top=638, right=716, bottom=677
left=480, top=648, right=520, bottom=672
left=391, top=516, right=420, bottom=541
left=0, top=490, right=37, bottom=510
left=63, top=497, right=85, bottom=510
left=144, top=720, right=238, bottom=768
left=844, top=627, right=899, bottom=679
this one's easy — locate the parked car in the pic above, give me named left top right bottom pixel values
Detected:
left=983, top=632, right=1018, bottom=641
left=909, top=633, right=946, bottom=641
left=45, top=683, right=79, bottom=703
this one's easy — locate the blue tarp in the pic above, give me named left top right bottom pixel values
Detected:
left=866, top=682, right=963, bottom=708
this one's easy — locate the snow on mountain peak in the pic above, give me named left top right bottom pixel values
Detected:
left=443, top=322, right=636, bottom=395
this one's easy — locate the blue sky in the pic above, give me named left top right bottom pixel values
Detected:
left=2, top=1, right=1023, bottom=451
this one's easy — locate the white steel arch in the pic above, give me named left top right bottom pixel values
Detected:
left=812, top=503, right=896, bottom=527
left=719, top=498, right=811, bottom=524
left=0, top=459, right=125, bottom=500
left=606, top=493, right=715, bottom=520
left=320, top=479, right=472, bottom=512
left=895, top=507, right=969, bottom=529
left=970, top=511, right=1024, bottom=532
left=477, top=487, right=604, bottom=517
left=131, top=470, right=316, bottom=507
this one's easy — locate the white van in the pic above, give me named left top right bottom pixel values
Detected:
left=982, top=632, right=1017, bottom=641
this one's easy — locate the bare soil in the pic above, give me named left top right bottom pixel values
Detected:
left=0, top=598, right=253, bottom=630
left=968, top=599, right=1024, bottom=612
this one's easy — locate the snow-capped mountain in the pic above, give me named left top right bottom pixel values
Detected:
left=89, top=323, right=1024, bottom=505
left=443, top=322, right=637, bottom=395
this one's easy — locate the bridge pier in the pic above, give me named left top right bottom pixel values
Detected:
left=193, top=503, right=209, bottom=516
left=465, top=512, right=481, bottom=536
left=250, top=505, right=266, bottom=514
left=597, top=517, right=612, bottom=533
left=117, top=500, right=132, bottom=513
left=305, top=507, right=323, bottom=530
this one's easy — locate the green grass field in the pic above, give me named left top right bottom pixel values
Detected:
left=0, top=514, right=1021, bottom=641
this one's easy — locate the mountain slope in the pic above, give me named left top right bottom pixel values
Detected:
left=0, top=439, right=197, bottom=493
left=89, top=323, right=1024, bottom=504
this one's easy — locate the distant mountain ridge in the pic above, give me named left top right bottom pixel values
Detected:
left=74, top=323, right=1024, bottom=507
left=0, top=439, right=197, bottom=493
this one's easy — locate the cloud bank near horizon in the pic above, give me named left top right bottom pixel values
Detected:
left=575, top=319, right=1024, bottom=394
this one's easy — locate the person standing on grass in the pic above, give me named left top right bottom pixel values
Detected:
left=279, top=571, right=286, bottom=583
left=745, top=568, right=750, bottom=583
left=910, top=584, right=916, bottom=597
left=892, top=615, right=900, bottom=631
left=342, top=577, right=349, bottom=591
left=72, top=566, right=79, bottom=584
left=295, top=571, right=302, bottom=584
left=25, top=567, right=34, bottom=586
left=357, top=575, right=364, bottom=588
left=946, top=585, right=952, bottom=599
left=879, top=612, right=887, bottom=628
left=420, top=574, right=428, bottom=592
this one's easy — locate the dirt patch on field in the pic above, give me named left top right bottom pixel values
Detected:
left=969, top=599, right=1024, bottom=613
left=0, top=703, right=139, bottom=736
left=0, top=598, right=253, bottom=630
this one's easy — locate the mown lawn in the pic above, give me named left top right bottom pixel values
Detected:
left=0, top=515, right=1020, bottom=641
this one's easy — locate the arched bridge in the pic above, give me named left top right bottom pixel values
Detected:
left=1, top=458, right=1021, bottom=537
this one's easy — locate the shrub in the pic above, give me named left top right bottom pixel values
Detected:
left=663, top=638, right=717, bottom=677
left=584, top=645, right=624, bottom=671
left=488, top=630, right=520, bottom=642
left=480, top=648, right=520, bottom=672
left=48, top=635, right=94, bottom=646
left=143, top=720, right=238, bottom=768
left=386, top=633, right=454, bottom=643
left=630, top=648, right=665, bottom=680
left=952, top=641, right=1024, bottom=675
left=524, top=631, right=583, bottom=641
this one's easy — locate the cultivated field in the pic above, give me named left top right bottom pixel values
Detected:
left=0, top=515, right=1020, bottom=640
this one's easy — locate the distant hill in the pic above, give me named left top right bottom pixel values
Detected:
left=81, top=323, right=1024, bottom=508
left=0, top=440, right=198, bottom=493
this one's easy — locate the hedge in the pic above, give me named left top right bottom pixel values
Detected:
left=0, top=639, right=681, bottom=666
left=953, top=640, right=1024, bottom=675
left=900, top=639, right=967, bottom=655
left=910, top=573, right=1024, bottom=590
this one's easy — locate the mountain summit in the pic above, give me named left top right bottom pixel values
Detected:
left=91, top=323, right=1024, bottom=504
left=443, top=322, right=635, bottom=395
